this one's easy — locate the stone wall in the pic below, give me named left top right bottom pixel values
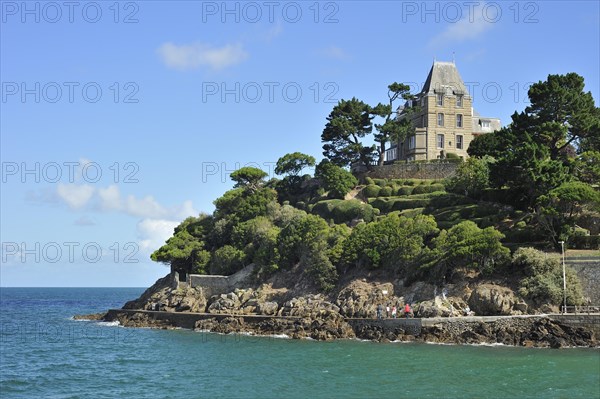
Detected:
left=186, top=265, right=255, bottom=298
left=363, top=162, right=458, bottom=180
left=569, top=261, right=600, bottom=304
left=549, top=314, right=600, bottom=337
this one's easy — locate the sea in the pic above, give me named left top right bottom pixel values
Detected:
left=1, top=288, right=599, bottom=399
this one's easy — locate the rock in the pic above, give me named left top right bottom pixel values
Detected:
left=468, top=285, right=517, bottom=315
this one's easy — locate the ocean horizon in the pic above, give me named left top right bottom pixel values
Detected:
left=1, top=287, right=599, bottom=399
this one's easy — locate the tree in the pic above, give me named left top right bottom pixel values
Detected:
left=151, top=215, right=213, bottom=274
left=467, top=131, right=503, bottom=159
left=446, top=157, right=490, bottom=198
left=537, top=181, right=600, bottom=246
left=275, top=152, right=316, bottom=176
left=315, top=160, right=358, bottom=199
left=342, top=214, right=438, bottom=270
left=491, top=135, right=570, bottom=209
left=230, top=166, right=268, bottom=191
left=372, top=83, right=415, bottom=166
left=430, top=221, right=509, bottom=280
left=522, top=73, right=600, bottom=159
left=572, top=151, right=600, bottom=185
left=321, top=97, right=376, bottom=168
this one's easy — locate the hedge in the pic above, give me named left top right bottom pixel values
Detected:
left=569, top=235, right=600, bottom=250
left=378, top=186, right=393, bottom=197
left=311, top=199, right=377, bottom=224
left=362, top=185, right=381, bottom=198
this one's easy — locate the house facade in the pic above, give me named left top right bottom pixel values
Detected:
left=385, top=61, right=501, bottom=162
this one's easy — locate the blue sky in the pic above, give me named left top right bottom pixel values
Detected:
left=1, top=1, right=599, bottom=287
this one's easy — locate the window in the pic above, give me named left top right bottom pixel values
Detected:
left=437, top=93, right=443, bottom=106
left=456, top=135, right=463, bottom=149
left=408, top=136, right=415, bottom=150
left=437, top=134, right=444, bottom=149
left=481, top=120, right=491, bottom=128
left=437, top=113, right=444, bottom=126
left=456, top=114, right=463, bottom=128
left=456, top=94, right=463, bottom=107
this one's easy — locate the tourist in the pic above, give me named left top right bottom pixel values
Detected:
left=404, top=303, right=412, bottom=318
left=391, top=306, right=397, bottom=318
left=377, top=304, right=383, bottom=319
left=386, top=305, right=390, bottom=318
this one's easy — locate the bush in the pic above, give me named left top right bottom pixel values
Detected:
left=569, top=235, right=600, bottom=249
left=311, top=199, right=376, bottom=224
left=513, top=247, right=584, bottom=306
left=374, top=178, right=388, bottom=187
left=370, top=198, right=432, bottom=213
left=365, top=177, right=375, bottom=185
left=209, top=245, right=247, bottom=275
left=413, top=184, right=445, bottom=194
left=378, top=186, right=393, bottom=197
left=362, top=185, right=381, bottom=198
left=396, top=186, right=414, bottom=196
left=315, top=160, right=358, bottom=199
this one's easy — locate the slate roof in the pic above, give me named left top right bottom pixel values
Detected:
left=421, top=61, right=470, bottom=96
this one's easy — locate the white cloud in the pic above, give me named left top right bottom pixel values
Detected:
left=320, top=45, right=350, bottom=60
left=98, top=185, right=122, bottom=211
left=56, top=183, right=198, bottom=220
left=125, top=194, right=168, bottom=218
left=428, top=3, right=495, bottom=48
left=137, top=218, right=179, bottom=254
left=74, top=216, right=95, bottom=226
left=56, top=183, right=95, bottom=209
left=157, top=41, right=248, bottom=71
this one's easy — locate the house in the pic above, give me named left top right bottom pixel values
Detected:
left=385, top=61, right=501, bottom=162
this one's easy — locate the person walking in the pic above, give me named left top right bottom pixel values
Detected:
left=391, top=306, right=397, bottom=318
left=404, top=303, right=412, bottom=318
left=386, top=305, right=390, bottom=318
left=377, top=304, right=383, bottom=319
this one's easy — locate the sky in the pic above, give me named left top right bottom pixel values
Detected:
left=1, top=0, right=599, bottom=287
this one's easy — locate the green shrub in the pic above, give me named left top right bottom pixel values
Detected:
left=374, top=178, right=387, bottom=187
left=209, top=245, right=246, bottom=275
left=569, top=235, right=600, bottom=249
left=378, top=186, right=393, bottom=197
left=413, top=184, right=444, bottom=194
left=365, top=177, right=375, bottom=185
left=311, top=199, right=376, bottom=224
left=515, top=221, right=527, bottom=228
left=396, top=186, right=414, bottom=196
left=362, top=185, right=381, bottom=198
left=445, top=152, right=461, bottom=160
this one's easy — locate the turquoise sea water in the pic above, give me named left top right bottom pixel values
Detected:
left=1, top=288, right=599, bottom=399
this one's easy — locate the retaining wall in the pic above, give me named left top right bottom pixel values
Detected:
left=363, top=162, right=458, bottom=180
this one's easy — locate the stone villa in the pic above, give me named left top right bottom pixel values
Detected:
left=385, top=61, right=501, bottom=162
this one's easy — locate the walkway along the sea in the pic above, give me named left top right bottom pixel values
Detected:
left=104, top=309, right=600, bottom=337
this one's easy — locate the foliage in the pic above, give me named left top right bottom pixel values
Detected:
left=209, top=245, right=247, bottom=275
left=230, top=167, right=268, bottom=191
left=150, top=215, right=213, bottom=274
left=362, top=184, right=381, bottom=198
left=536, top=181, right=600, bottom=246
left=315, top=160, right=358, bottom=199
left=372, top=83, right=415, bottom=166
left=213, top=187, right=278, bottom=224
left=321, top=97, right=377, bottom=168
left=311, top=199, right=376, bottom=224
left=428, top=221, right=509, bottom=278
left=342, top=214, right=438, bottom=270
left=513, top=247, right=584, bottom=305
left=572, top=151, right=600, bottom=184
left=277, top=214, right=330, bottom=268
left=378, top=186, right=393, bottom=197
left=412, top=183, right=445, bottom=195
left=446, top=157, right=490, bottom=198
left=275, top=152, right=316, bottom=176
